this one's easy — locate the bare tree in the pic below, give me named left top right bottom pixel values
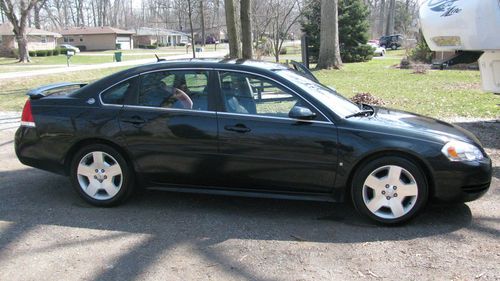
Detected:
left=385, top=0, right=395, bottom=35
left=269, top=0, right=302, bottom=62
left=317, top=0, right=342, bottom=69
left=224, top=0, right=240, bottom=58
left=240, top=0, right=252, bottom=59
left=33, top=0, right=47, bottom=28
left=199, top=0, right=205, bottom=46
left=0, top=0, right=40, bottom=63
left=187, top=0, right=196, bottom=58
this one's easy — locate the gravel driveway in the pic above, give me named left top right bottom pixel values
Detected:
left=0, top=118, right=498, bottom=281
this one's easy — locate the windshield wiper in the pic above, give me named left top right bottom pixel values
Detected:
left=345, top=109, right=374, bottom=119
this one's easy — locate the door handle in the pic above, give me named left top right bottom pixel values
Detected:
left=121, top=116, right=146, bottom=125
left=224, top=124, right=251, bottom=133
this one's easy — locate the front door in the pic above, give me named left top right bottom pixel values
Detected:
left=215, top=71, right=338, bottom=193
left=119, top=69, right=219, bottom=187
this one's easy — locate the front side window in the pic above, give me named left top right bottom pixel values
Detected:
left=219, top=71, right=316, bottom=119
left=137, top=70, right=209, bottom=111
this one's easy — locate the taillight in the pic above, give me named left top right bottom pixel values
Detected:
left=20, top=99, right=35, bottom=127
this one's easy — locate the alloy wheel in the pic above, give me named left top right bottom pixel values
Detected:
left=76, top=151, right=123, bottom=200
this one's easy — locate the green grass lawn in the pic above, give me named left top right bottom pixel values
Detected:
left=0, top=66, right=129, bottom=111
left=313, top=54, right=499, bottom=118
left=0, top=51, right=498, bottom=118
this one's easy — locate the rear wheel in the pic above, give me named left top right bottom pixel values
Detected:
left=70, top=144, right=134, bottom=206
left=351, top=156, right=428, bottom=224
left=391, top=44, right=398, bottom=50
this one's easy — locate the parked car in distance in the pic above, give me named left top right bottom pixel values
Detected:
left=58, top=44, right=80, bottom=53
left=379, top=34, right=403, bottom=50
left=15, top=59, right=492, bottom=225
left=367, top=42, right=386, bottom=56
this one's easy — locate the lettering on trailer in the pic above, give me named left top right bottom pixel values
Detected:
left=427, top=0, right=462, bottom=17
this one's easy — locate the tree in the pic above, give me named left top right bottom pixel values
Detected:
left=199, top=0, right=205, bottom=46
left=224, top=0, right=240, bottom=58
left=316, top=0, right=342, bottom=69
left=302, top=0, right=372, bottom=63
left=240, top=0, right=252, bottom=59
left=385, top=0, right=395, bottom=35
left=268, top=0, right=302, bottom=62
left=0, top=0, right=40, bottom=63
left=187, top=0, right=196, bottom=58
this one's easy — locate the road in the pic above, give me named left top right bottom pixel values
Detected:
left=0, top=50, right=228, bottom=80
left=0, top=118, right=498, bottom=281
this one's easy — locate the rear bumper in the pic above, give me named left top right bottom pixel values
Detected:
left=432, top=157, right=492, bottom=202
left=15, top=126, right=67, bottom=175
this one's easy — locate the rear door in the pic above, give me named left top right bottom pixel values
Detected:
left=215, top=70, right=338, bottom=193
left=118, top=69, right=220, bottom=187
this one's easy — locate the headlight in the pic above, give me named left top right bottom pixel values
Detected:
left=441, top=141, right=484, bottom=162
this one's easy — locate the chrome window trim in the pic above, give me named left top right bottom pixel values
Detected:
left=217, top=111, right=333, bottom=125
left=123, top=104, right=217, bottom=115
left=214, top=68, right=333, bottom=124
left=98, top=67, right=334, bottom=125
left=99, top=75, right=139, bottom=107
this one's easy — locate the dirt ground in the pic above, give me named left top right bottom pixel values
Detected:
left=0, top=119, right=498, bottom=281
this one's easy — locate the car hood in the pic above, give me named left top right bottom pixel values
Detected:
left=350, top=107, right=482, bottom=146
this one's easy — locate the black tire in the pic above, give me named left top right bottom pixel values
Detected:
left=351, top=156, right=428, bottom=225
left=70, top=144, right=134, bottom=206
left=391, top=44, right=398, bottom=50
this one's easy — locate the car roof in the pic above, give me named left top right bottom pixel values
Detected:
left=73, top=58, right=292, bottom=98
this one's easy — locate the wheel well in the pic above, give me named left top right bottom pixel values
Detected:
left=345, top=150, right=435, bottom=199
left=64, top=138, right=133, bottom=175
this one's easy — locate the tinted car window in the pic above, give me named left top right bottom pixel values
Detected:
left=138, top=70, right=209, bottom=111
left=101, top=80, right=132, bottom=105
left=219, top=71, right=315, bottom=119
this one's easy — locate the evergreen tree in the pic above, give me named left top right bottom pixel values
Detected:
left=301, top=0, right=373, bottom=63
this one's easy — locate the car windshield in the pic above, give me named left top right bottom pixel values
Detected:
left=275, top=69, right=360, bottom=117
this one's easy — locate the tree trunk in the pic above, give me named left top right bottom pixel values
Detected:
left=224, top=0, right=240, bottom=58
left=385, top=0, right=395, bottom=35
left=200, top=0, right=205, bottom=46
left=240, top=0, right=252, bottom=59
left=317, top=0, right=342, bottom=69
left=378, top=0, right=386, bottom=36
left=16, top=34, right=30, bottom=62
left=187, top=0, right=196, bottom=58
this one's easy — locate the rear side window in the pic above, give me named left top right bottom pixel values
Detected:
left=101, top=80, right=134, bottom=105
left=137, top=70, right=209, bottom=111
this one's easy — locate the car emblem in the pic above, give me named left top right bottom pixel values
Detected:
left=87, top=98, right=96, bottom=105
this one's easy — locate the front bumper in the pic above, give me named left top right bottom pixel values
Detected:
left=432, top=157, right=492, bottom=202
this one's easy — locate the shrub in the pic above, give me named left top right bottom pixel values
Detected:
left=400, top=57, right=411, bottom=69
left=46, top=49, right=53, bottom=56
left=59, top=48, right=68, bottom=55
left=29, top=51, right=37, bottom=57
left=138, top=44, right=145, bottom=49
left=409, top=32, right=433, bottom=63
left=53, top=48, right=60, bottom=56
left=341, top=45, right=374, bottom=63
left=279, top=47, right=287, bottom=55
left=146, top=45, right=157, bottom=49
left=36, top=50, right=47, bottom=57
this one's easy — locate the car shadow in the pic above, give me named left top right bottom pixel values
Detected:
left=4, top=162, right=497, bottom=281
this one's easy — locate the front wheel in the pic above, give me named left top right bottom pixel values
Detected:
left=70, top=144, right=134, bottom=206
left=351, top=156, right=428, bottom=224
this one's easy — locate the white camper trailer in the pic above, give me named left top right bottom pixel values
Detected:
left=419, top=0, right=500, bottom=93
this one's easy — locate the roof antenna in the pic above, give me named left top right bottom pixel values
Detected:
left=155, top=54, right=166, bottom=62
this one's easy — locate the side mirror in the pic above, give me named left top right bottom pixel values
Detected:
left=289, top=106, right=316, bottom=120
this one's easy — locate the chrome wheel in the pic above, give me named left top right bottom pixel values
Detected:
left=76, top=151, right=123, bottom=200
left=362, top=165, right=418, bottom=220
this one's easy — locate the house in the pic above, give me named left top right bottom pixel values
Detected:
left=59, top=26, right=134, bottom=51
left=0, top=23, right=61, bottom=57
left=132, top=27, right=189, bottom=47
